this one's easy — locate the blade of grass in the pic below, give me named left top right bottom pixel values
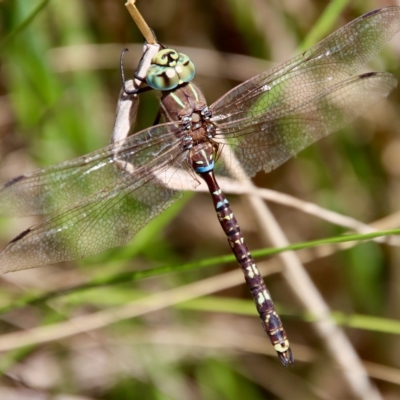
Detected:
left=299, top=0, right=350, bottom=51
left=0, top=0, right=50, bottom=51
left=1, top=227, right=399, bottom=314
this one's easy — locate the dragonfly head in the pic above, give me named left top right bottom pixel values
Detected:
left=146, top=48, right=195, bottom=91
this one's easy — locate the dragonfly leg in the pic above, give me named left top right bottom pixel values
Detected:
left=112, top=43, right=161, bottom=144
left=120, top=48, right=137, bottom=95
left=152, top=110, right=162, bottom=126
left=120, top=48, right=154, bottom=95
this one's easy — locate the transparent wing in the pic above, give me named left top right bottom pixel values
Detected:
left=214, top=72, right=397, bottom=177
left=0, top=122, right=190, bottom=217
left=211, top=7, right=400, bottom=123
left=0, top=122, right=197, bottom=272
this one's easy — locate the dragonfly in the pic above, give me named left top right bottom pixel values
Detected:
left=1, top=6, right=400, bottom=366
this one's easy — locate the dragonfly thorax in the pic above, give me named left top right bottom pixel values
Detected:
left=160, top=82, right=207, bottom=121
left=159, top=83, right=216, bottom=146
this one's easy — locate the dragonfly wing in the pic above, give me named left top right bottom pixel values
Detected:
left=214, top=72, right=397, bottom=177
left=0, top=124, right=199, bottom=272
left=0, top=122, right=188, bottom=217
left=211, top=7, right=400, bottom=123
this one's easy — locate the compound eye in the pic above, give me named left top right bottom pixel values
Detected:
left=146, top=64, right=180, bottom=90
left=146, top=49, right=195, bottom=90
left=176, top=53, right=195, bottom=84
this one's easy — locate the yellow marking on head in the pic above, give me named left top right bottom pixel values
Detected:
left=166, top=69, right=176, bottom=79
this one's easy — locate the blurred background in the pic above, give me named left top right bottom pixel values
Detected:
left=0, top=0, right=400, bottom=399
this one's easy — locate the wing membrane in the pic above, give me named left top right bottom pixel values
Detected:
left=0, top=122, right=190, bottom=217
left=211, top=7, right=400, bottom=124
left=0, top=123, right=198, bottom=272
left=215, top=73, right=397, bottom=176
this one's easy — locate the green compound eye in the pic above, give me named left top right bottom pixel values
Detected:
left=146, top=49, right=195, bottom=91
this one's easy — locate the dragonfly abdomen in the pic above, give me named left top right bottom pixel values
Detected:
left=189, top=142, right=293, bottom=365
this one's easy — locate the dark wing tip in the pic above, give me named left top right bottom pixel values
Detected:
left=3, top=174, right=25, bottom=188
left=360, top=72, right=378, bottom=79
left=9, top=227, right=32, bottom=244
left=362, top=8, right=382, bottom=19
